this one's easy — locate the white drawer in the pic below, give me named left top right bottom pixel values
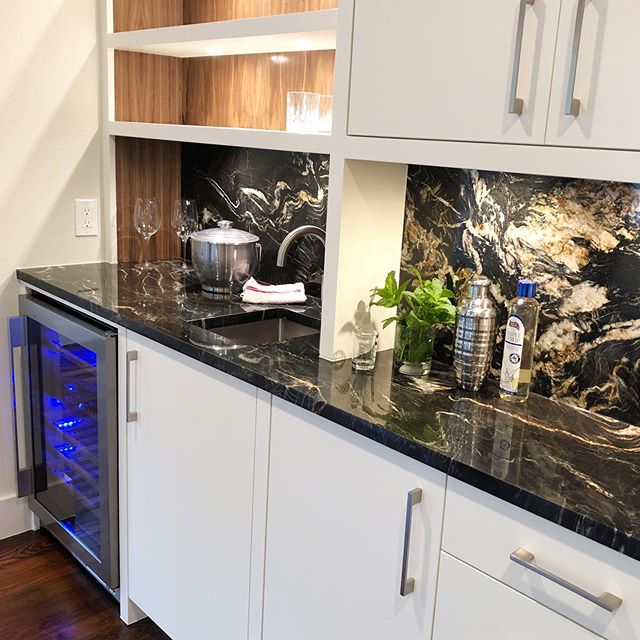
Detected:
left=443, top=479, right=640, bottom=640
left=433, top=552, right=601, bottom=640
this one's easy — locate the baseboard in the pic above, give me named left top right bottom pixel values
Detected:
left=0, top=494, right=31, bottom=540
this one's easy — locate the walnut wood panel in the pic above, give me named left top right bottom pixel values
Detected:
left=184, top=0, right=337, bottom=23
left=115, top=51, right=183, bottom=124
left=184, top=50, right=335, bottom=130
left=113, top=0, right=183, bottom=32
left=116, top=138, right=181, bottom=263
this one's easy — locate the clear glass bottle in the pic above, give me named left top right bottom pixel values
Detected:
left=499, top=279, right=540, bottom=402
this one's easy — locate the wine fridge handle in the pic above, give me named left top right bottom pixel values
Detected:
left=126, top=350, right=138, bottom=423
left=8, top=316, right=32, bottom=497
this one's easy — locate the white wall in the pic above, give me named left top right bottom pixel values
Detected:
left=0, top=0, right=103, bottom=538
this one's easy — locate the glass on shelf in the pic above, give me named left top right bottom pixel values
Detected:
left=317, top=94, right=333, bottom=134
left=286, top=91, right=321, bottom=133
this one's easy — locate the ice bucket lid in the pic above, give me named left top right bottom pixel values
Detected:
left=191, top=220, right=259, bottom=246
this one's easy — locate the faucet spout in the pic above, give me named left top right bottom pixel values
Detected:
left=276, top=225, right=326, bottom=268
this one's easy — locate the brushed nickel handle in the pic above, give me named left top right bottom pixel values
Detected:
left=126, top=350, right=138, bottom=423
left=565, top=0, right=587, bottom=116
left=510, top=548, right=622, bottom=612
left=400, top=488, right=422, bottom=596
left=8, top=316, right=32, bottom=497
left=508, top=0, right=535, bottom=115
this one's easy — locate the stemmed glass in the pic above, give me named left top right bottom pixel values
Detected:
left=171, top=198, right=198, bottom=272
left=133, top=197, right=160, bottom=269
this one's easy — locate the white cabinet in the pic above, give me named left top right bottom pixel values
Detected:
left=433, top=552, right=600, bottom=639
left=546, top=0, right=640, bottom=150
left=261, top=398, right=446, bottom=640
left=349, top=0, right=640, bottom=151
left=348, top=0, right=561, bottom=144
left=442, top=479, right=638, bottom=640
left=125, top=332, right=258, bottom=640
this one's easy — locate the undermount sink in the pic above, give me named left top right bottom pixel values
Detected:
left=188, top=309, right=320, bottom=349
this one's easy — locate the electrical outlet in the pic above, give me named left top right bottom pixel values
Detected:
left=75, top=198, right=98, bottom=237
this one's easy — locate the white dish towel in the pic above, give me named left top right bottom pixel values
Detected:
left=241, top=277, right=307, bottom=305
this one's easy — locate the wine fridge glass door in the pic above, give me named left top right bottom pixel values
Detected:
left=19, top=294, right=118, bottom=590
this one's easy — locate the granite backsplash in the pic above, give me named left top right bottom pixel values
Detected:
left=402, top=166, right=640, bottom=426
left=182, top=144, right=329, bottom=284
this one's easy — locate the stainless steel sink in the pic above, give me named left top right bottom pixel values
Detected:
left=188, top=309, right=320, bottom=348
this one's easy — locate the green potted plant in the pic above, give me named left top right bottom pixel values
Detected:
left=370, top=269, right=456, bottom=376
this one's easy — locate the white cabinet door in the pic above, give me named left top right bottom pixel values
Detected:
left=547, top=0, right=640, bottom=150
left=433, top=553, right=600, bottom=640
left=126, top=332, right=257, bottom=640
left=262, top=398, right=446, bottom=640
left=348, top=0, right=561, bottom=144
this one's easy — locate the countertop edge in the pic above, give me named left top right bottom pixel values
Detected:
left=17, top=270, right=640, bottom=564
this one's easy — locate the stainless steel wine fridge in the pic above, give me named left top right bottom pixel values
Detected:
left=9, top=294, right=119, bottom=592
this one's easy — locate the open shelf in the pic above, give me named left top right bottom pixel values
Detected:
left=108, top=121, right=332, bottom=154
left=107, top=10, right=337, bottom=57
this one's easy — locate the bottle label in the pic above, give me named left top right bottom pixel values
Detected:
left=500, top=315, right=525, bottom=394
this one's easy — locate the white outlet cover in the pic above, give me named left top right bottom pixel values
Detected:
left=75, top=198, right=98, bottom=237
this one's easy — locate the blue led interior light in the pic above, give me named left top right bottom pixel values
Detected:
left=55, top=417, right=82, bottom=431
left=55, top=443, right=77, bottom=458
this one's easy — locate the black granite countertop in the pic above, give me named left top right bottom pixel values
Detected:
left=17, top=262, right=640, bottom=562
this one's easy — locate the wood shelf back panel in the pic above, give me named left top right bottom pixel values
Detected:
left=115, top=51, right=183, bottom=124
left=115, top=138, right=181, bottom=263
left=184, top=50, right=335, bottom=130
left=184, top=0, right=338, bottom=23
left=113, top=0, right=338, bottom=31
left=113, top=0, right=184, bottom=32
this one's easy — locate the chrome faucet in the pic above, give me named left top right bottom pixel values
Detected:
left=276, top=225, right=326, bottom=268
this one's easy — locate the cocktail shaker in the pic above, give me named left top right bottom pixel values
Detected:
left=453, top=277, right=497, bottom=391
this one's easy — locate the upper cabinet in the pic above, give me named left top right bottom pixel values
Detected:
left=348, top=0, right=562, bottom=144
left=348, top=0, right=640, bottom=152
left=546, top=0, right=640, bottom=150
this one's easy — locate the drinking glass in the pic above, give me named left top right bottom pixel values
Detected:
left=352, top=328, right=379, bottom=372
left=317, top=94, right=333, bottom=134
left=133, top=197, right=160, bottom=269
left=171, top=198, right=198, bottom=271
left=286, top=91, right=320, bottom=133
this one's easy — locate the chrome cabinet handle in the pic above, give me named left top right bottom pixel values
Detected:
left=510, top=548, right=622, bottom=612
left=400, top=488, right=422, bottom=596
left=565, top=0, right=587, bottom=116
left=8, top=316, right=32, bottom=497
left=508, top=0, right=535, bottom=115
left=126, top=350, right=138, bottom=423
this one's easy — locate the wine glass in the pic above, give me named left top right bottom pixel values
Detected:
left=171, top=198, right=198, bottom=272
left=133, top=197, right=160, bottom=269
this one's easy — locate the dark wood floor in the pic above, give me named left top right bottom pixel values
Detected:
left=0, top=530, right=170, bottom=640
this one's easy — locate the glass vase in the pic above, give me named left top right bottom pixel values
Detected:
left=394, top=324, right=435, bottom=376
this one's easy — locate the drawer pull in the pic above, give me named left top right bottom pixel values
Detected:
left=510, top=548, right=622, bottom=612
left=508, top=0, right=534, bottom=115
left=400, top=488, right=422, bottom=596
